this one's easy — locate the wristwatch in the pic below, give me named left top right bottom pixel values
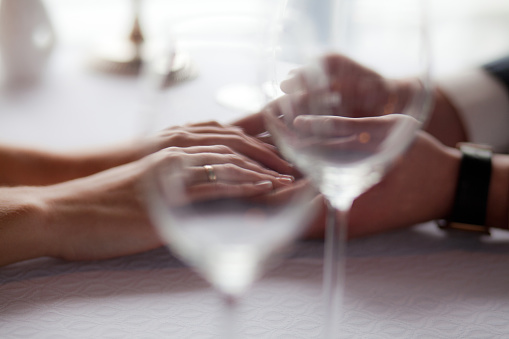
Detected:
left=437, top=142, right=492, bottom=235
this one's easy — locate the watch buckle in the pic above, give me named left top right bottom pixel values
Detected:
left=436, top=219, right=490, bottom=235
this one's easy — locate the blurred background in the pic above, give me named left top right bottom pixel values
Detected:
left=42, top=0, right=509, bottom=72
left=0, top=0, right=508, bottom=150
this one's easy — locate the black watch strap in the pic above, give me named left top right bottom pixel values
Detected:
left=439, top=143, right=492, bottom=234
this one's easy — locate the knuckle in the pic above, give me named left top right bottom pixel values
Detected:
left=164, top=146, right=181, bottom=153
left=226, top=126, right=245, bottom=135
left=172, top=131, right=194, bottom=145
left=225, top=153, right=240, bottom=163
left=165, top=152, right=184, bottom=166
left=223, top=163, right=238, bottom=172
left=205, top=120, right=222, bottom=127
left=216, top=145, right=234, bottom=154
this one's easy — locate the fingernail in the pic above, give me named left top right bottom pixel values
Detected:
left=264, top=143, right=277, bottom=151
left=255, top=180, right=273, bottom=189
left=277, top=176, right=294, bottom=184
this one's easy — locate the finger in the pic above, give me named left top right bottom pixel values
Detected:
left=181, top=125, right=246, bottom=137
left=280, top=65, right=326, bottom=95
left=266, top=90, right=339, bottom=123
left=191, top=134, right=293, bottom=174
left=158, top=123, right=278, bottom=154
left=184, top=120, right=222, bottom=128
left=216, top=164, right=294, bottom=188
left=188, top=152, right=290, bottom=178
left=186, top=164, right=294, bottom=188
left=183, top=127, right=280, bottom=153
left=293, top=114, right=407, bottom=137
left=263, top=93, right=303, bottom=128
left=232, top=112, right=267, bottom=136
left=280, top=68, right=304, bottom=93
left=187, top=180, right=275, bottom=202
left=293, top=115, right=364, bottom=137
left=251, top=179, right=316, bottom=205
left=162, top=147, right=285, bottom=178
left=255, top=131, right=274, bottom=145
left=165, top=144, right=234, bottom=155
left=163, top=126, right=284, bottom=167
left=292, top=114, right=419, bottom=153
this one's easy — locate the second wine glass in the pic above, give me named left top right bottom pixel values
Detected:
left=262, top=0, right=431, bottom=337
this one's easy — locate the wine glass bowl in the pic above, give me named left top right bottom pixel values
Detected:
left=263, top=61, right=427, bottom=207
left=146, top=160, right=316, bottom=297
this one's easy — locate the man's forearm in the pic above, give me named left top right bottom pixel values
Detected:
left=424, top=87, right=469, bottom=148
left=486, top=154, right=509, bottom=229
left=424, top=86, right=509, bottom=229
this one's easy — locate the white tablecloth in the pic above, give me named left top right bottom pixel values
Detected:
left=2, top=223, right=509, bottom=338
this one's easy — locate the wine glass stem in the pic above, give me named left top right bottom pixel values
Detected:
left=323, top=199, right=350, bottom=339
left=223, top=294, right=239, bottom=339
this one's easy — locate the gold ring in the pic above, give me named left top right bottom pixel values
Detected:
left=203, top=165, right=217, bottom=182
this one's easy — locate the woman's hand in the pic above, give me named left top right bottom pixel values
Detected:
left=145, top=145, right=294, bottom=205
left=145, top=121, right=294, bottom=175
left=0, top=121, right=294, bottom=187
left=45, top=145, right=293, bottom=262
left=0, top=145, right=294, bottom=266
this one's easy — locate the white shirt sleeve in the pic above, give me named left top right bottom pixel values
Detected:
left=437, top=68, right=509, bottom=153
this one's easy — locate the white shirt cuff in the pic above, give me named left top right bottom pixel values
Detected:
left=437, top=68, right=509, bottom=153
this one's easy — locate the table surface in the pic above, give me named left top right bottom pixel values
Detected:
left=2, top=223, right=509, bottom=338
left=2, top=1, right=509, bottom=338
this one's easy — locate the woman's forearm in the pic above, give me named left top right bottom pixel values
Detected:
left=0, top=161, right=159, bottom=267
left=0, top=186, right=50, bottom=266
left=0, top=142, right=146, bottom=186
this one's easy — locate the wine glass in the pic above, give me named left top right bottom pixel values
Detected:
left=261, top=0, right=431, bottom=337
left=139, top=1, right=318, bottom=337
left=143, top=153, right=317, bottom=337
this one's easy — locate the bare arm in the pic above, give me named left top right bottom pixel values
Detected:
left=0, top=121, right=294, bottom=187
left=0, top=186, right=50, bottom=264
left=303, top=132, right=509, bottom=239
left=423, top=87, right=469, bottom=147
left=0, top=142, right=144, bottom=186
left=0, top=144, right=293, bottom=267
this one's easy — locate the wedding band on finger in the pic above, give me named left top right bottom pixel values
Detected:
left=203, top=165, right=217, bottom=183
